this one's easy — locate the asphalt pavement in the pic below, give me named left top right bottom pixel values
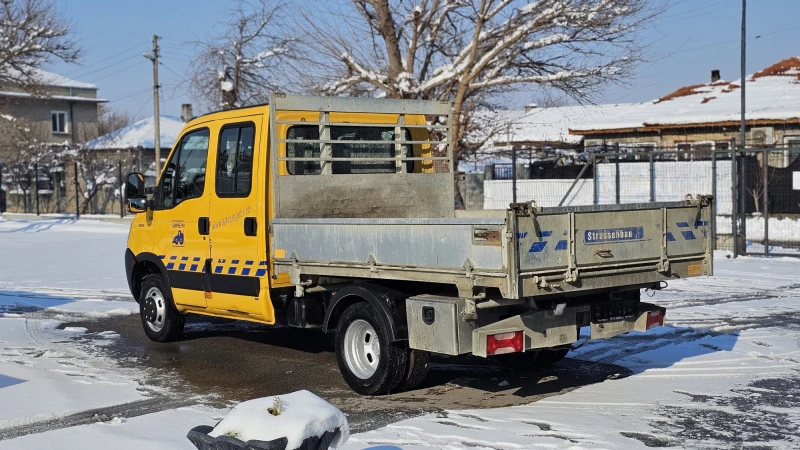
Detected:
left=71, top=314, right=630, bottom=433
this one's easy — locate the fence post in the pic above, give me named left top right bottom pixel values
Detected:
left=74, top=161, right=80, bottom=219
left=614, top=145, right=621, bottom=204
left=0, top=164, right=4, bottom=214
left=118, top=160, right=124, bottom=218
left=731, top=138, right=738, bottom=258
left=511, top=145, right=517, bottom=204
left=648, top=152, right=655, bottom=202
left=34, top=163, right=39, bottom=216
left=739, top=153, right=747, bottom=255
left=763, top=149, right=769, bottom=255
left=592, top=154, right=599, bottom=205
left=711, top=150, right=717, bottom=250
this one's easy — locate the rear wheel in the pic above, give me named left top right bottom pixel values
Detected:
left=335, top=302, right=408, bottom=395
left=399, top=348, right=430, bottom=391
left=139, top=274, right=184, bottom=343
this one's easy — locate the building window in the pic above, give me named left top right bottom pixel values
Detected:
left=51, top=111, right=68, bottom=133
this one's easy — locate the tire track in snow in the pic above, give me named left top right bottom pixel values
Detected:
left=0, top=397, right=196, bottom=441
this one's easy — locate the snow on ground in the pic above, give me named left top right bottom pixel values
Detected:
left=344, top=256, right=800, bottom=449
left=1, top=218, right=800, bottom=449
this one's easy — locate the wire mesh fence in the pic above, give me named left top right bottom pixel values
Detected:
left=479, top=147, right=800, bottom=257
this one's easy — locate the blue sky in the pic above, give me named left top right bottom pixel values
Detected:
left=47, top=0, right=800, bottom=119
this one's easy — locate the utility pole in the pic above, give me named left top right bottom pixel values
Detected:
left=144, top=35, right=162, bottom=176
left=740, top=0, right=746, bottom=151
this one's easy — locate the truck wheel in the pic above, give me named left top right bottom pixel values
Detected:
left=139, top=274, right=185, bottom=343
left=399, top=348, right=430, bottom=391
left=336, top=302, right=408, bottom=395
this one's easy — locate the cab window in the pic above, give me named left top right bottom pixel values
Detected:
left=216, top=124, right=255, bottom=196
left=286, top=125, right=413, bottom=175
left=159, top=128, right=210, bottom=209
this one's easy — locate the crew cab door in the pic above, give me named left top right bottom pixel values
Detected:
left=207, top=118, right=269, bottom=319
left=150, top=127, right=211, bottom=308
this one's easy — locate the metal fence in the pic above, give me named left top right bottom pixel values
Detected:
left=0, top=159, right=130, bottom=218
left=483, top=146, right=800, bottom=257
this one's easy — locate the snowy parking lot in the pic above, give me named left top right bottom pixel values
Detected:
left=0, top=217, right=799, bottom=449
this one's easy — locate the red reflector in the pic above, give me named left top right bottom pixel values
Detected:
left=487, top=331, right=524, bottom=355
left=646, top=308, right=666, bottom=329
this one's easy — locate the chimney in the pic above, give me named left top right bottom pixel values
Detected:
left=181, top=104, right=193, bottom=123
left=711, top=69, right=721, bottom=83
left=524, top=103, right=538, bottom=113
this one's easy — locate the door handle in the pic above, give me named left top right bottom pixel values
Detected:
left=244, top=217, right=257, bottom=236
left=198, top=217, right=210, bottom=235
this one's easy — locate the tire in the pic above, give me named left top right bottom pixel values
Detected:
left=139, top=274, right=185, bottom=343
left=399, top=348, right=430, bottom=391
left=335, top=302, right=408, bottom=395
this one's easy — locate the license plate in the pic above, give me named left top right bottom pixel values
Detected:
left=591, top=300, right=638, bottom=323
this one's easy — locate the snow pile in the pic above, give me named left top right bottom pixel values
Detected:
left=86, top=115, right=185, bottom=150
left=208, top=390, right=349, bottom=449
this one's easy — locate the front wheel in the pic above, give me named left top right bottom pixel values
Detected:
left=335, top=302, right=408, bottom=395
left=139, top=274, right=185, bottom=343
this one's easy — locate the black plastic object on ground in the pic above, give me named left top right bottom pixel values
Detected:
left=187, top=425, right=341, bottom=450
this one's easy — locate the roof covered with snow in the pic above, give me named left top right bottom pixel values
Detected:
left=572, top=57, right=800, bottom=134
left=483, top=57, right=800, bottom=145
left=5, top=67, right=97, bottom=90
left=87, top=115, right=185, bottom=150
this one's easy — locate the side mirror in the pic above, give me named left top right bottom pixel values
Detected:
left=125, top=172, right=147, bottom=214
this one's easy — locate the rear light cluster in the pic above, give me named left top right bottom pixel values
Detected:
left=646, top=308, right=666, bottom=329
left=486, top=331, right=524, bottom=355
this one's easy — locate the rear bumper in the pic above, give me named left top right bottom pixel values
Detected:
left=405, top=295, right=666, bottom=357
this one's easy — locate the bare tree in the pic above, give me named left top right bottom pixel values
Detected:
left=293, top=0, right=661, bottom=200
left=189, top=0, right=292, bottom=111
left=0, top=0, right=81, bottom=91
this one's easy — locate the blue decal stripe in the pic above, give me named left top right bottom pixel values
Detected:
left=170, top=255, right=177, bottom=260
left=181, top=256, right=189, bottom=261
left=676, top=222, right=690, bottom=228
left=666, top=232, right=676, bottom=242
left=228, top=267, right=237, bottom=275
left=178, top=263, right=186, bottom=270
left=245, top=260, right=254, bottom=265
left=166, top=262, right=175, bottom=270
left=193, top=256, right=201, bottom=262
left=255, top=269, right=267, bottom=277
left=516, top=232, right=528, bottom=239
left=529, top=242, right=547, bottom=253
left=540, top=231, right=553, bottom=237
left=259, top=261, right=268, bottom=266
left=554, top=240, right=568, bottom=251
left=158, top=255, right=166, bottom=260
left=231, top=260, right=240, bottom=265
left=190, top=264, right=198, bottom=272
left=214, top=266, right=223, bottom=274
left=695, top=220, right=709, bottom=227
left=242, top=268, right=251, bottom=276
left=681, top=231, right=697, bottom=240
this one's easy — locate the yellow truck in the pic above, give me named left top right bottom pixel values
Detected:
left=124, top=94, right=713, bottom=395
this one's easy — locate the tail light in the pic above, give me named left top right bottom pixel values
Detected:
left=646, top=308, right=666, bottom=329
left=486, top=331, right=524, bottom=355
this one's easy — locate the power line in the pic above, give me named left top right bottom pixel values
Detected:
left=107, top=87, right=152, bottom=103
left=67, top=54, right=142, bottom=80
left=89, top=61, right=149, bottom=83
left=63, top=40, right=150, bottom=77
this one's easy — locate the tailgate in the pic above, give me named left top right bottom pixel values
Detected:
left=511, top=197, right=712, bottom=297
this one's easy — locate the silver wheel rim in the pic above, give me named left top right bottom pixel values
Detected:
left=143, top=286, right=166, bottom=332
left=343, top=319, right=380, bottom=379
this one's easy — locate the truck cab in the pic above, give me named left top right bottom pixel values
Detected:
left=124, top=95, right=713, bottom=395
